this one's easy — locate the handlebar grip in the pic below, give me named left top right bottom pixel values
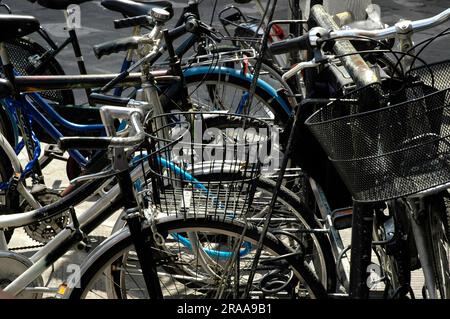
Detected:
left=269, top=34, right=310, bottom=55
left=183, top=16, right=221, bottom=42
left=185, top=17, right=198, bottom=33
left=164, top=15, right=197, bottom=41
left=114, top=15, right=151, bottom=29
left=89, top=93, right=131, bottom=106
left=59, top=137, right=112, bottom=150
left=93, top=36, right=140, bottom=59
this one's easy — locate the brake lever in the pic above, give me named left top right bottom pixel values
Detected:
left=196, top=21, right=223, bottom=42
left=206, top=28, right=223, bottom=43
left=282, top=55, right=333, bottom=81
left=69, top=168, right=117, bottom=186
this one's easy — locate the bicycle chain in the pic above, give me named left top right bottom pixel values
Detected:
left=9, top=243, right=46, bottom=251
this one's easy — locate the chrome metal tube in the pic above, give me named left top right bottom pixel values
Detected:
left=407, top=199, right=438, bottom=299
left=311, top=4, right=379, bottom=88
left=99, top=107, right=145, bottom=147
left=0, top=132, right=41, bottom=209
left=330, top=8, right=450, bottom=41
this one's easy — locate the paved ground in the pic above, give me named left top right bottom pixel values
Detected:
left=3, top=0, right=449, bottom=298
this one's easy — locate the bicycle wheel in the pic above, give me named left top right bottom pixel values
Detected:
left=180, top=67, right=292, bottom=126
left=109, top=176, right=336, bottom=292
left=249, top=177, right=336, bottom=291
left=68, top=217, right=327, bottom=299
left=424, top=195, right=450, bottom=299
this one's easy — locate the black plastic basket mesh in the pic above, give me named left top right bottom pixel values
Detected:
left=306, top=61, right=450, bottom=202
left=146, top=112, right=272, bottom=219
left=4, top=38, right=72, bottom=104
left=403, top=60, right=450, bottom=100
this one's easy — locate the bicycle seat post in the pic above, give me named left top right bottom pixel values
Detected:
left=63, top=4, right=92, bottom=101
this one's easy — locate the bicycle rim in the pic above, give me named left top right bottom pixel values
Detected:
left=70, top=218, right=326, bottom=299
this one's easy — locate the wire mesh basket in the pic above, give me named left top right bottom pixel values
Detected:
left=403, top=60, right=450, bottom=99
left=305, top=66, right=450, bottom=202
left=4, top=38, right=73, bottom=105
left=145, top=112, right=272, bottom=219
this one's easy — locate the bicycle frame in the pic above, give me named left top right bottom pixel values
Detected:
left=4, top=93, right=104, bottom=169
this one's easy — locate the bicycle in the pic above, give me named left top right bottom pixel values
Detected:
left=0, top=95, right=326, bottom=300
left=249, top=3, right=450, bottom=299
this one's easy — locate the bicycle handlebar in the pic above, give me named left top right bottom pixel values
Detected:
left=89, top=92, right=131, bottom=106
left=269, top=34, right=310, bottom=55
left=93, top=36, right=141, bottom=59
left=93, top=14, right=211, bottom=59
left=269, top=7, right=450, bottom=55
left=59, top=107, right=145, bottom=150
left=331, top=7, right=450, bottom=40
left=59, top=136, right=112, bottom=150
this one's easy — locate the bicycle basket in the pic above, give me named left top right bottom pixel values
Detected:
left=403, top=60, right=450, bottom=100
left=305, top=82, right=450, bottom=202
left=4, top=38, right=74, bottom=105
left=145, top=112, right=272, bottom=219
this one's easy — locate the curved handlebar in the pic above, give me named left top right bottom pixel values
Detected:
left=270, top=7, right=450, bottom=55
left=330, top=7, right=450, bottom=40
left=59, top=106, right=145, bottom=150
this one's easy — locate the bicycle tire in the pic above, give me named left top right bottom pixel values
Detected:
left=424, top=195, right=450, bottom=299
left=162, top=68, right=292, bottom=126
left=67, top=216, right=327, bottom=299
left=110, top=176, right=337, bottom=292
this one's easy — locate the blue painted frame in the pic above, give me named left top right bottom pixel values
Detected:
left=3, top=94, right=104, bottom=170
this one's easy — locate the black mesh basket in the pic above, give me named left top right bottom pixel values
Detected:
left=4, top=38, right=74, bottom=105
left=403, top=60, right=450, bottom=99
left=305, top=70, right=450, bottom=202
left=146, top=112, right=272, bottom=219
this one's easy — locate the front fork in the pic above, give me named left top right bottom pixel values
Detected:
left=406, top=197, right=439, bottom=299
left=348, top=202, right=375, bottom=298
left=116, top=167, right=163, bottom=299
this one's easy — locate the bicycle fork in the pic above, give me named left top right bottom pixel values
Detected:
left=116, top=153, right=163, bottom=299
left=406, top=198, right=438, bottom=299
left=348, top=202, right=375, bottom=299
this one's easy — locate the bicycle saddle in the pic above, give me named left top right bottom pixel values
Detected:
left=101, top=0, right=173, bottom=19
left=0, top=79, right=13, bottom=99
left=33, top=0, right=92, bottom=10
left=0, top=14, right=40, bottom=42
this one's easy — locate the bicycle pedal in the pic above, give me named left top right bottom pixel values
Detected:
left=331, top=207, right=353, bottom=230
left=44, top=144, right=65, bottom=157
left=152, top=249, right=178, bottom=266
left=30, top=183, right=47, bottom=195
